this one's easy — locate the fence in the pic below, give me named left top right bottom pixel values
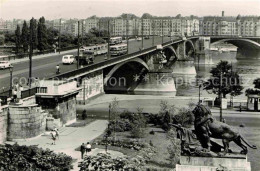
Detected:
left=20, top=87, right=37, bottom=99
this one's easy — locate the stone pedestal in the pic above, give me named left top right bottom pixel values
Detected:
left=176, top=155, right=251, bottom=171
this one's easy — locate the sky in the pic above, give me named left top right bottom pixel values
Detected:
left=0, top=0, right=260, bottom=20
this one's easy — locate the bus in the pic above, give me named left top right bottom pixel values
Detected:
left=109, top=37, right=122, bottom=45
left=110, top=43, right=127, bottom=56
left=80, top=43, right=108, bottom=56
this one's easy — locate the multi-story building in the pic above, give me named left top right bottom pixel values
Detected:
left=201, top=12, right=260, bottom=36
left=85, top=16, right=99, bottom=33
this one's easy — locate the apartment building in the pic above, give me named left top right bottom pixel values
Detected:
left=83, top=14, right=199, bottom=37
left=201, top=12, right=260, bottom=36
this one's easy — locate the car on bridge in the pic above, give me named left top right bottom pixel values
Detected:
left=136, top=37, right=142, bottom=41
left=0, top=61, right=12, bottom=69
left=62, top=55, right=75, bottom=65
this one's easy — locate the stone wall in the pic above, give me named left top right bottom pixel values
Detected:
left=0, top=106, right=8, bottom=144
left=8, top=105, right=47, bottom=140
left=46, top=96, right=77, bottom=125
left=77, top=70, right=104, bottom=104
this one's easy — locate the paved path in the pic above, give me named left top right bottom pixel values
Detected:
left=8, top=120, right=108, bottom=171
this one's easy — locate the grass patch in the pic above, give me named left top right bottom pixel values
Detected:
left=66, top=119, right=96, bottom=127
left=79, top=124, right=174, bottom=170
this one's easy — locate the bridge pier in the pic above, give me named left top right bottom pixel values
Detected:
left=76, top=70, right=104, bottom=104
left=176, top=42, right=186, bottom=60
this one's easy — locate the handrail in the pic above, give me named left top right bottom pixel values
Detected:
left=48, top=36, right=199, bottom=80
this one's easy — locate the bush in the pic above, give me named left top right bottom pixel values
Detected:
left=0, top=143, right=73, bottom=171
left=95, top=138, right=147, bottom=151
left=149, top=130, right=155, bottom=135
left=108, top=119, right=132, bottom=132
left=79, top=153, right=146, bottom=171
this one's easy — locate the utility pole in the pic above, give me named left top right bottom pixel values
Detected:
left=81, top=21, right=84, bottom=45
left=77, top=21, right=80, bottom=69
left=161, top=19, right=164, bottom=44
left=126, top=19, right=129, bottom=54
left=107, top=20, right=110, bottom=60
left=58, top=18, right=61, bottom=54
left=219, top=71, right=223, bottom=122
left=141, top=18, right=144, bottom=50
left=152, top=19, right=155, bottom=46
left=29, top=22, right=33, bottom=88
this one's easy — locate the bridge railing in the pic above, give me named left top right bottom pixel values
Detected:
left=49, top=45, right=158, bottom=79
left=48, top=37, right=199, bottom=79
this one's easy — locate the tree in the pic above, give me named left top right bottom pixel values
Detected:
left=245, top=78, right=260, bottom=96
left=15, top=25, right=21, bottom=53
left=29, top=17, right=38, bottom=50
left=3, top=31, right=15, bottom=45
left=37, top=17, right=48, bottom=51
left=203, top=61, right=243, bottom=98
left=0, top=35, right=4, bottom=45
left=21, top=21, right=29, bottom=53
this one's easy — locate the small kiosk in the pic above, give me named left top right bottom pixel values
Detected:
left=247, top=94, right=260, bottom=111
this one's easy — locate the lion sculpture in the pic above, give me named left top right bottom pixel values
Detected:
left=192, top=104, right=257, bottom=155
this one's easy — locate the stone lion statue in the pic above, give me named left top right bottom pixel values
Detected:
left=192, top=104, right=257, bottom=155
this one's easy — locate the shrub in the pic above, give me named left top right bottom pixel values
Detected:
left=0, top=143, right=73, bottom=171
left=173, top=107, right=194, bottom=127
left=79, top=153, right=146, bottom=171
left=149, top=130, right=155, bottom=135
left=108, top=119, right=132, bottom=132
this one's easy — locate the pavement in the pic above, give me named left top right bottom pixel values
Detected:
left=0, top=36, right=172, bottom=89
left=8, top=49, right=77, bottom=65
left=7, top=120, right=108, bottom=171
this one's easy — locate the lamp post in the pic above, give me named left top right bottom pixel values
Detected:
left=9, top=66, right=13, bottom=97
left=199, top=84, right=202, bottom=104
left=105, top=103, right=111, bottom=153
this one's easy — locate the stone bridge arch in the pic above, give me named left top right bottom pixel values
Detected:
left=163, top=46, right=178, bottom=61
left=103, top=58, right=149, bottom=85
left=211, top=38, right=260, bottom=50
left=185, top=39, right=195, bottom=57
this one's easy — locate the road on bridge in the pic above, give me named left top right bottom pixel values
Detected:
left=0, top=36, right=173, bottom=90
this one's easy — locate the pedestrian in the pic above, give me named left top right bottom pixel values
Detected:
left=85, top=142, right=92, bottom=155
left=239, top=103, right=242, bottom=112
left=54, top=127, right=59, bottom=139
left=51, top=130, right=57, bottom=145
left=56, top=64, right=60, bottom=74
left=80, top=143, right=85, bottom=159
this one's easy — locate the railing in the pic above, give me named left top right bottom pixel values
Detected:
left=49, top=37, right=199, bottom=79
left=0, top=36, right=199, bottom=100
left=21, top=87, right=37, bottom=99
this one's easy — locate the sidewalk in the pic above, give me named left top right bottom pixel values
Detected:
left=8, top=120, right=108, bottom=171
left=5, top=49, right=77, bottom=65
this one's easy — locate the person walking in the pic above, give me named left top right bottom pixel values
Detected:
left=85, top=142, right=92, bottom=155
left=51, top=130, right=57, bottom=145
left=54, top=127, right=59, bottom=139
left=80, top=143, right=85, bottom=159
left=56, top=64, right=60, bottom=74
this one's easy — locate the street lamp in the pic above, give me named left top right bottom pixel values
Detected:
left=9, top=66, right=13, bottom=97
left=105, top=103, right=111, bottom=153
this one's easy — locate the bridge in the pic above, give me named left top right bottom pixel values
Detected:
left=45, top=36, right=199, bottom=103
left=207, top=36, right=260, bottom=58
